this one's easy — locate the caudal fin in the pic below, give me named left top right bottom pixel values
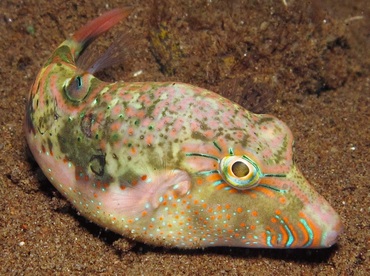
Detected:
left=72, top=8, right=131, bottom=47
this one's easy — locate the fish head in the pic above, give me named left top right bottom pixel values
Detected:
left=182, top=113, right=343, bottom=248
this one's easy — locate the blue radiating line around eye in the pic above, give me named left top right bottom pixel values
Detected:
left=212, top=141, right=222, bottom=152
left=195, top=170, right=220, bottom=176
left=212, top=180, right=224, bottom=187
left=258, top=184, right=286, bottom=193
left=299, top=218, right=314, bottom=248
left=275, top=215, right=294, bottom=247
left=263, top=173, right=287, bottom=178
left=185, top=153, right=220, bottom=161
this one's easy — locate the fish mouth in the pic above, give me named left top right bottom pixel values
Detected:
left=301, top=198, right=344, bottom=248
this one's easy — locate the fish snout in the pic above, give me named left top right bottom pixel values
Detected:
left=301, top=197, right=344, bottom=248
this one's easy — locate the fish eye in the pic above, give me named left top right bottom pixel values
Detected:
left=64, top=74, right=91, bottom=102
left=232, top=161, right=250, bottom=177
left=220, top=155, right=262, bottom=190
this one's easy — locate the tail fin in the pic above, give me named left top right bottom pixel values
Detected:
left=72, top=8, right=131, bottom=48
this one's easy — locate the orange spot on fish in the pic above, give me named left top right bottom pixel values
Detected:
left=279, top=197, right=287, bottom=204
left=110, top=121, right=121, bottom=131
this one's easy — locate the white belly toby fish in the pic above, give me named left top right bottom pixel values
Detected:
left=25, top=9, right=343, bottom=249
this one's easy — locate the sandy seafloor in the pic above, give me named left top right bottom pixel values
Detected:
left=0, top=0, right=369, bottom=275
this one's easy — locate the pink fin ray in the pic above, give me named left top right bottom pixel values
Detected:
left=103, top=170, right=192, bottom=217
left=72, top=8, right=131, bottom=45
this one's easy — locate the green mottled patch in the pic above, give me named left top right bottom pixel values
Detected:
left=57, top=118, right=108, bottom=178
left=44, top=45, right=74, bottom=67
left=119, top=169, right=141, bottom=185
left=271, top=135, right=288, bottom=164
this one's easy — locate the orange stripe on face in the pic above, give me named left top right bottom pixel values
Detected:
left=206, top=174, right=222, bottom=183
left=297, top=219, right=310, bottom=246
left=282, top=216, right=299, bottom=248
left=279, top=225, right=288, bottom=246
left=215, top=183, right=228, bottom=190
left=299, top=212, right=322, bottom=247
left=253, top=185, right=276, bottom=198
left=266, top=227, right=278, bottom=246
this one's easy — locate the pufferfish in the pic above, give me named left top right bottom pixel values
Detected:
left=25, top=9, right=343, bottom=249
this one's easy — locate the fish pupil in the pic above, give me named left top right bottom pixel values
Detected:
left=232, top=161, right=249, bottom=177
left=76, top=76, right=82, bottom=89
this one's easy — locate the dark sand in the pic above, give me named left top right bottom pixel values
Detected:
left=1, top=0, right=369, bottom=275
